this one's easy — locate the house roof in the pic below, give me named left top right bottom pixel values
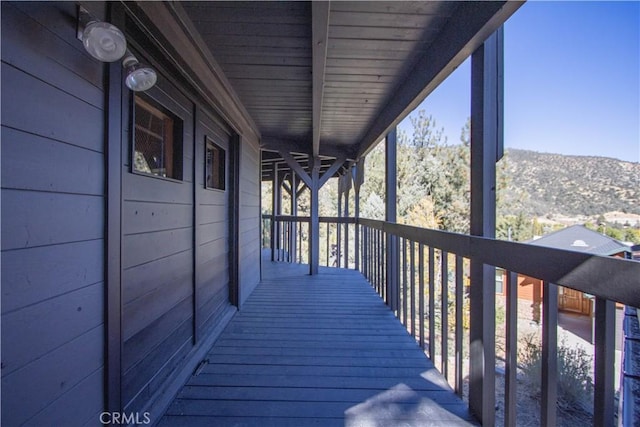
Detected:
left=527, top=225, right=631, bottom=256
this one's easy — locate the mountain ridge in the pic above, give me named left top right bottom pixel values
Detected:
left=499, top=148, right=640, bottom=217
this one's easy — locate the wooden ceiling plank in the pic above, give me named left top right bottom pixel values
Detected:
left=356, top=1, right=523, bottom=157
left=312, top=1, right=330, bottom=158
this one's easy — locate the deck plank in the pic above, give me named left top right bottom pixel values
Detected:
left=158, top=259, right=478, bottom=426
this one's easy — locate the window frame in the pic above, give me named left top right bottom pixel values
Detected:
left=131, top=92, right=184, bottom=182
left=204, top=136, right=226, bottom=191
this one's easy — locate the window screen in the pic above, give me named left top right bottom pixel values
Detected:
left=133, top=95, right=183, bottom=180
left=205, top=138, right=225, bottom=190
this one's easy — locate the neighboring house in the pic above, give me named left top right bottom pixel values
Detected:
left=498, top=225, right=631, bottom=319
left=632, top=243, right=640, bottom=261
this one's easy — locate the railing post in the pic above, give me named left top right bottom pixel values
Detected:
left=290, top=173, right=298, bottom=263
left=594, top=297, right=615, bottom=426
left=541, top=282, right=558, bottom=426
left=344, top=187, right=350, bottom=268
left=309, top=157, right=320, bottom=275
left=337, top=176, right=343, bottom=268
left=469, top=27, right=503, bottom=425
left=353, top=160, right=364, bottom=271
left=270, top=161, right=279, bottom=262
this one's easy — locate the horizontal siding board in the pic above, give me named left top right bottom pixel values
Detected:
left=123, top=297, right=192, bottom=373
left=197, top=288, right=229, bottom=329
left=122, top=249, right=192, bottom=306
left=197, top=252, right=228, bottom=284
left=199, top=237, right=229, bottom=260
left=122, top=228, right=192, bottom=269
left=25, top=368, right=105, bottom=427
left=199, top=192, right=228, bottom=209
left=1, top=3, right=103, bottom=106
left=1, top=326, right=103, bottom=426
left=122, top=201, right=192, bottom=235
left=1, top=127, right=104, bottom=195
left=198, top=223, right=228, bottom=246
left=123, top=318, right=192, bottom=407
left=10, top=1, right=105, bottom=52
left=1, top=282, right=104, bottom=375
left=199, top=204, right=227, bottom=224
left=123, top=279, right=192, bottom=342
left=1, top=240, right=104, bottom=314
left=123, top=172, right=193, bottom=204
left=1, top=190, right=103, bottom=251
left=1, top=63, right=104, bottom=152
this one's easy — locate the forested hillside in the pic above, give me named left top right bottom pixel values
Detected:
left=499, top=149, right=640, bottom=217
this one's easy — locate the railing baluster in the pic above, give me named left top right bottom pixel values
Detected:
left=419, top=244, right=425, bottom=350
left=410, top=240, right=416, bottom=338
left=374, top=229, right=378, bottom=293
left=402, top=238, right=408, bottom=328
left=541, top=281, right=558, bottom=426
left=504, top=271, right=517, bottom=426
left=594, top=297, right=615, bottom=426
left=382, top=231, right=386, bottom=303
left=441, top=250, right=449, bottom=379
left=428, top=246, right=436, bottom=360
left=455, top=255, right=464, bottom=396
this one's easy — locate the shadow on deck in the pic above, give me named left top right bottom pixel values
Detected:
left=159, top=254, right=478, bottom=426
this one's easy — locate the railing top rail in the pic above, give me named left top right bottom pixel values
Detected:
left=360, top=218, right=639, bottom=307
left=262, top=214, right=356, bottom=224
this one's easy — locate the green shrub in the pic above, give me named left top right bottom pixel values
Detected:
left=519, top=333, right=593, bottom=413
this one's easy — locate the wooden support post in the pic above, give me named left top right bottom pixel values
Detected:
left=270, top=162, right=279, bottom=262
left=353, top=160, right=364, bottom=271
left=469, top=27, right=503, bottom=426
left=385, top=128, right=399, bottom=312
left=309, top=156, right=321, bottom=275
left=290, top=173, right=298, bottom=263
left=337, top=176, right=343, bottom=268
left=344, top=185, right=350, bottom=268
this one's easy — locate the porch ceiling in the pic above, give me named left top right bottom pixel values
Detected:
left=180, top=1, right=521, bottom=180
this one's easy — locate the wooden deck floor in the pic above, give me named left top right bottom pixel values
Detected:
left=159, top=258, right=478, bottom=426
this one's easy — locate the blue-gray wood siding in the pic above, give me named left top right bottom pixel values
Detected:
left=1, top=2, right=106, bottom=425
left=121, top=74, right=196, bottom=414
left=239, top=137, right=261, bottom=305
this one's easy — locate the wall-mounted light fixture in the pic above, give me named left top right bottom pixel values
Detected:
left=77, top=6, right=127, bottom=62
left=77, top=6, right=158, bottom=92
left=122, top=51, right=157, bottom=92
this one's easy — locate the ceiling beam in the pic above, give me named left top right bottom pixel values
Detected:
left=261, top=135, right=355, bottom=161
left=356, top=1, right=523, bottom=158
left=319, top=155, right=346, bottom=188
left=312, top=1, right=330, bottom=158
left=279, top=151, right=312, bottom=187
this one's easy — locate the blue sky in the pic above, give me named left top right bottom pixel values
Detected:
left=399, top=1, right=640, bottom=163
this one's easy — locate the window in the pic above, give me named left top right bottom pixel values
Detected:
left=133, top=95, right=183, bottom=180
left=495, top=268, right=504, bottom=294
left=205, top=138, right=225, bottom=190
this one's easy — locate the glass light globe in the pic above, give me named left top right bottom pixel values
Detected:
left=126, top=67, right=158, bottom=92
left=83, top=21, right=127, bottom=62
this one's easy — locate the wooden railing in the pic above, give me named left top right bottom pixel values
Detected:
left=263, top=215, right=356, bottom=267
left=264, top=214, right=640, bottom=425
